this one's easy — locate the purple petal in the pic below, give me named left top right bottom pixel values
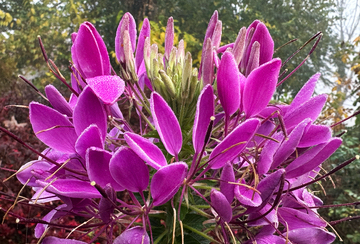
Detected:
left=271, top=119, right=311, bottom=169
left=278, top=207, right=326, bottom=230
left=151, top=162, right=187, bottom=206
left=298, top=124, right=332, bottom=148
left=204, top=11, right=218, bottom=45
left=220, top=162, right=235, bottom=203
left=283, top=94, right=327, bottom=130
left=73, top=22, right=111, bottom=78
left=234, top=180, right=262, bottom=207
left=217, top=51, right=241, bottom=117
left=288, top=73, right=321, bottom=114
left=287, top=227, right=336, bottom=244
left=45, top=85, right=73, bottom=117
left=210, top=189, right=232, bottom=223
left=86, top=147, right=124, bottom=191
left=201, top=38, right=215, bottom=86
left=35, top=204, right=68, bottom=238
left=75, top=124, right=103, bottom=159
left=150, top=92, right=182, bottom=157
left=42, top=237, right=87, bottom=244
left=242, top=58, right=281, bottom=118
left=124, top=132, right=167, bottom=170
left=209, top=119, right=260, bottom=169
left=257, top=132, right=283, bottom=175
left=87, top=75, right=125, bottom=105
left=17, top=160, right=52, bottom=187
left=232, top=27, right=246, bottom=65
left=115, top=12, right=137, bottom=63
left=247, top=203, right=278, bottom=227
left=245, top=41, right=260, bottom=76
left=29, top=102, right=77, bottom=153
left=164, top=17, right=174, bottom=60
left=193, top=85, right=214, bottom=154
left=286, top=138, right=342, bottom=178
left=36, top=179, right=101, bottom=198
left=212, top=20, right=222, bottom=49
left=109, top=147, right=149, bottom=192
left=99, top=184, right=116, bottom=223
left=73, top=86, right=107, bottom=141
left=114, top=226, right=150, bottom=244
left=135, top=18, right=150, bottom=71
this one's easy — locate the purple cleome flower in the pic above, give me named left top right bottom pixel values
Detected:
left=2, top=10, right=354, bottom=244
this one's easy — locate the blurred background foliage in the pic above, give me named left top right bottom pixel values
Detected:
left=0, top=0, right=360, bottom=243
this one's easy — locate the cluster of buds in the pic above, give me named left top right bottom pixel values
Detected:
left=3, top=10, right=360, bottom=244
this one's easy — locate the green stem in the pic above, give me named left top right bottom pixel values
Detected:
left=188, top=205, right=212, bottom=218
left=128, top=81, right=152, bottom=115
left=133, top=100, right=156, bottom=131
left=183, top=224, right=221, bottom=244
left=153, top=229, right=168, bottom=244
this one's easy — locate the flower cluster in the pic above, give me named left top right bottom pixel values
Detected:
left=7, top=11, right=351, bottom=244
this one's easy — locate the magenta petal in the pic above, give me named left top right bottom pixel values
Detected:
left=109, top=147, right=149, bottom=192
left=272, top=119, right=311, bottom=169
left=210, top=189, right=232, bottom=223
left=298, top=124, right=332, bottom=148
left=73, top=86, right=107, bottom=140
left=124, top=132, right=167, bottom=170
left=42, top=237, right=87, bottom=244
left=220, top=162, right=235, bottom=203
left=86, top=147, right=124, bottom=191
left=75, top=125, right=103, bottom=159
left=45, top=85, right=73, bottom=117
left=209, top=119, right=260, bottom=169
left=257, top=132, right=283, bottom=175
left=73, top=22, right=111, bottom=78
left=234, top=180, right=262, bottom=207
left=151, top=162, right=187, bottom=206
left=114, top=226, right=150, bottom=244
left=284, top=94, right=327, bottom=130
left=286, top=138, right=342, bottom=178
left=279, top=207, right=326, bottom=230
left=288, top=73, right=321, bottom=114
left=287, top=227, right=336, bottom=244
left=115, top=12, right=137, bottom=63
left=242, top=58, right=281, bottom=118
left=87, top=75, right=125, bottom=105
left=29, top=102, right=77, bottom=153
left=217, top=51, right=241, bottom=117
left=17, top=160, right=51, bottom=187
left=201, top=38, right=215, bottom=86
left=35, top=204, right=68, bottom=238
left=164, top=17, right=174, bottom=60
left=193, top=85, right=214, bottom=154
left=150, top=92, right=182, bottom=157
left=248, top=21, right=274, bottom=65
left=135, top=18, right=150, bottom=71
left=36, top=179, right=101, bottom=198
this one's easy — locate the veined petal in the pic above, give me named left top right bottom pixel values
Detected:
left=109, top=147, right=149, bottom=192
left=75, top=124, right=103, bottom=159
left=150, top=92, right=182, bottom=157
left=73, top=86, right=107, bottom=141
left=193, top=85, right=214, bottom=154
left=283, top=94, right=327, bottom=130
left=210, top=189, right=232, bottom=223
left=286, top=138, right=342, bottom=178
left=86, top=147, right=124, bottom=191
left=151, top=162, right=187, bottom=206
left=164, top=17, right=174, bottom=60
left=87, top=75, right=125, bottom=105
left=114, top=226, right=150, bottom=244
left=73, top=22, right=111, bottom=78
left=288, top=73, right=321, bottom=114
left=220, top=162, right=235, bottom=203
left=242, top=58, right=281, bottom=118
left=287, top=227, right=336, bottom=244
left=201, top=38, right=215, bottom=86
left=115, top=12, right=137, bottom=63
left=257, top=132, right=283, bottom=175
left=217, top=51, right=241, bottom=117
left=278, top=207, right=326, bottom=230
left=124, top=132, right=167, bottom=170
left=36, top=179, right=101, bottom=198
left=135, top=18, right=150, bottom=71
left=209, top=119, right=260, bottom=169
left=298, top=124, right=332, bottom=148
left=45, top=85, right=73, bottom=117
left=234, top=180, right=262, bottom=207
left=29, top=102, right=77, bottom=153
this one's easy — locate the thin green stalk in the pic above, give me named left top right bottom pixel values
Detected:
left=153, top=230, right=168, bottom=244
left=133, top=100, right=156, bottom=131
left=183, top=224, right=221, bottom=244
